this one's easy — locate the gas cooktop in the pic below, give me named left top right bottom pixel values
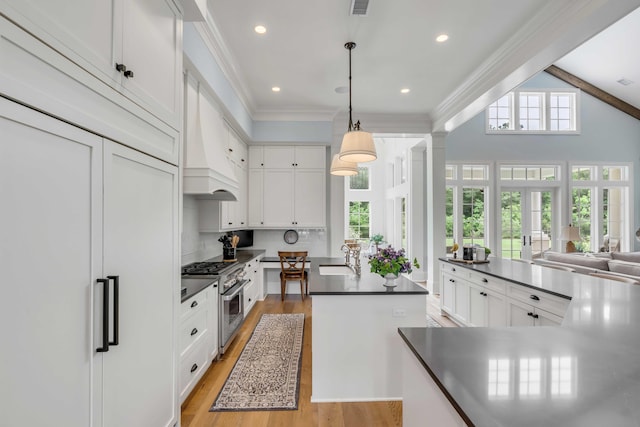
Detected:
left=181, top=261, right=237, bottom=276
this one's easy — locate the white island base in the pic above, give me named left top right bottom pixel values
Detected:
left=311, top=293, right=427, bottom=402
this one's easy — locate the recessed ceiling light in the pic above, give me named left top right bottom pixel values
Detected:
left=436, top=34, right=449, bottom=43
left=272, top=86, right=281, bottom=92
left=401, top=88, right=410, bottom=94
left=617, top=78, right=634, bottom=86
left=254, top=25, right=267, bottom=34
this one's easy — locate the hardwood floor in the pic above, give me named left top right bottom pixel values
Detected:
left=427, top=293, right=458, bottom=328
left=180, top=294, right=403, bottom=427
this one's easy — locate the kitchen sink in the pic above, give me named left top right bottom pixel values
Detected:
left=318, top=265, right=354, bottom=275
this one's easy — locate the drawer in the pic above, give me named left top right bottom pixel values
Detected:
left=181, top=287, right=209, bottom=319
left=440, top=262, right=469, bottom=279
left=506, top=283, right=570, bottom=317
left=180, top=307, right=208, bottom=356
left=179, top=338, right=209, bottom=403
left=467, top=270, right=507, bottom=294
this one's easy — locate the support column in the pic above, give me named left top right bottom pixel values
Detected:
left=410, top=142, right=426, bottom=272
left=426, top=133, right=447, bottom=295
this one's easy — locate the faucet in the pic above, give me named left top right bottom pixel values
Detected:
left=341, top=243, right=362, bottom=276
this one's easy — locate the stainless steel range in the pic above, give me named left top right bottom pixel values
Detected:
left=181, top=261, right=247, bottom=355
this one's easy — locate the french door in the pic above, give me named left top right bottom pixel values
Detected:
left=501, top=188, right=555, bottom=260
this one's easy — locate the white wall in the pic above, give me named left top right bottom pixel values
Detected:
left=181, top=195, right=224, bottom=265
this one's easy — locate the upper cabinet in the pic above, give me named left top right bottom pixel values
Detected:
left=0, top=0, right=183, bottom=130
left=249, top=146, right=326, bottom=169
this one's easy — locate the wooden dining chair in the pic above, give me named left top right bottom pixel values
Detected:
left=278, top=251, right=309, bottom=301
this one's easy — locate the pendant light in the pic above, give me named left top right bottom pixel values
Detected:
left=338, top=42, right=377, bottom=163
left=330, top=154, right=358, bottom=176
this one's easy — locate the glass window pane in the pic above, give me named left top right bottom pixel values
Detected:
left=446, top=187, right=454, bottom=247
left=349, top=167, right=370, bottom=190
left=446, top=165, right=455, bottom=180
left=500, top=167, right=513, bottom=180
left=572, top=166, right=593, bottom=181
left=541, top=168, right=556, bottom=180
left=571, top=188, right=591, bottom=252
left=513, top=168, right=527, bottom=180
left=348, top=201, right=370, bottom=241
left=462, top=188, right=485, bottom=246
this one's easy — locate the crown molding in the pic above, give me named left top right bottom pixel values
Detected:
left=252, top=109, right=340, bottom=122
left=431, top=0, right=640, bottom=132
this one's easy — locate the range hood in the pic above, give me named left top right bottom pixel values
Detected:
left=183, top=78, right=239, bottom=201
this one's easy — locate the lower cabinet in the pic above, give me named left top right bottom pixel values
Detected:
left=180, top=286, right=215, bottom=403
left=440, top=261, right=567, bottom=328
left=1, top=98, right=179, bottom=427
left=244, top=279, right=257, bottom=316
left=506, top=297, right=564, bottom=326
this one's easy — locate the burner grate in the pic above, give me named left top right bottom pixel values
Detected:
left=182, top=261, right=232, bottom=275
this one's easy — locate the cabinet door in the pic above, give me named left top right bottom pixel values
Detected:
left=103, top=141, right=178, bottom=427
left=535, top=308, right=563, bottom=326
left=248, top=169, right=264, bottom=226
left=120, top=0, right=181, bottom=129
left=0, top=0, right=121, bottom=86
left=486, top=290, right=507, bottom=327
left=506, top=298, right=535, bottom=327
left=441, top=273, right=456, bottom=315
left=0, top=98, right=102, bottom=427
left=454, top=280, right=470, bottom=324
left=295, top=146, right=326, bottom=168
left=263, top=169, right=295, bottom=227
left=249, top=146, right=264, bottom=168
left=235, top=162, right=247, bottom=227
left=263, top=146, right=295, bottom=168
left=468, top=284, right=487, bottom=327
left=294, top=169, right=326, bottom=227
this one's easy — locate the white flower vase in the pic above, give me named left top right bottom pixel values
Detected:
left=383, top=273, right=398, bottom=288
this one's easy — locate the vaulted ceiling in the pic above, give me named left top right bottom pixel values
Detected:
left=205, top=0, right=640, bottom=131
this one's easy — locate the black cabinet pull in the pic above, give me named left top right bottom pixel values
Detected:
left=449, top=279, right=455, bottom=283
left=228, top=148, right=233, bottom=152
left=452, top=267, right=455, bottom=272
left=482, top=278, right=488, bottom=283
left=261, top=163, right=264, bottom=166
left=190, top=363, right=198, bottom=373
left=241, top=158, right=245, bottom=162
left=123, top=69, right=134, bottom=78
left=228, top=222, right=233, bottom=225
left=96, top=276, right=120, bottom=352
left=96, top=278, right=110, bottom=353
left=527, top=312, right=534, bottom=317
left=190, top=328, right=198, bottom=336
left=533, top=314, right=539, bottom=319
left=530, top=295, right=540, bottom=301
left=191, top=300, right=198, bottom=308
left=107, top=275, right=119, bottom=346
left=115, top=63, right=127, bottom=73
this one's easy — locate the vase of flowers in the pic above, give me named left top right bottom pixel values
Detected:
left=368, top=246, right=413, bottom=288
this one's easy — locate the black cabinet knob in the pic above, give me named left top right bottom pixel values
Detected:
left=452, top=268, right=456, bottom=272
left=190, top=301, right=198, bottom=308
left=530, top=295, right=540, bottom=301
left=123, top=69, right=134, bottom=78
left=190, top=364, right=198, bottom=373
left=449, top=279, right=455, bottom=283
left=482, top=278, right=488, bottom=283
left=190, top=328, right=198, bottom=336
left=527, top=312, right=534, bottom=317
left=533, top=314, right=539, bottom=319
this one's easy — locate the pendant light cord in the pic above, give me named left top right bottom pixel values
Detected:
left=345, top=42, right=356, bottom=132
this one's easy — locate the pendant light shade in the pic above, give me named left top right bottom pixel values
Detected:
left=339, top=130, right=376, bottom=163
left=337, top=42, right=377, bottom=164
left=330, top=154, right=358, bottom=176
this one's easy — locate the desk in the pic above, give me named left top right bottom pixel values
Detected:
left=260, top=257, right=312, bottom=296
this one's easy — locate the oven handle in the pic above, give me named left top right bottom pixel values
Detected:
left=222, top=280, right=247, bottom=301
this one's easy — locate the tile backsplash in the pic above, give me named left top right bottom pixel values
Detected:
left=182, top=195, right=328, bottom=265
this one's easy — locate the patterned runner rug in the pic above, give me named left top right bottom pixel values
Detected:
left=210, top=313, right=305, bottom=411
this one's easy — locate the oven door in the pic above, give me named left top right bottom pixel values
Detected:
left=220, top=280, right=246, bottom=353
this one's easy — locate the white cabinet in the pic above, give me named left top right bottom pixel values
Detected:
left=179, top=286, right=214, bottom=403
left=468, top=283, right=506, bottom=327
left=506, top=298, right=564, bottom=326
left=0, top=98, right=179, bottom=427
left=243, top=254, right=264, bottom=315
left=243, top=279, right=257, bottom=315
left=248, top=146, right=326, bottom=228
left=0, top=0, right=183, bottom=130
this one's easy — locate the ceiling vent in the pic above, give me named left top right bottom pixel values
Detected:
left=617, top=78, right=634, bottom=86
left=350, top=0, right=370, bottom=16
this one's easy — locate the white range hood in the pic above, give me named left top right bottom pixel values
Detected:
left=183, top=77, right=239, bottom=201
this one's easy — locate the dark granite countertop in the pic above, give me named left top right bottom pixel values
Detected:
left=206, top=249, right=265, bottom=264
left=401, top=258, right=640, bottom=426
left=308, top=257, right=428, bottom=296
left=180, top=277, right=218, bottom=303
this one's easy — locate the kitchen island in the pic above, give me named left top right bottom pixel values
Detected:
left=308, top=257, right=428, bottom=402
left=400, top=258, right=640, bottom=427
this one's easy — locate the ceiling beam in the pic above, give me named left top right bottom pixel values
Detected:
left=545, top=65, right=640, bottom=121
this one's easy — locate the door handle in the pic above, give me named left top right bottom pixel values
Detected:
left=522, top=236, right=526, bottom=246
left=528, top=235, right=532, bottom=246
left=530, top=295, right=540, bottom=301
left=96, top=278, right=110, bottom=353
left=107, top=275, right=119, bottom=346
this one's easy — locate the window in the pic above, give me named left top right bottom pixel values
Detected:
left=570, top=164, right=630, bottom=252
left=349, top=167, right=369, bottom=190
left=348, top=201, right=370, bottom=241
left=501, top=166, right=558, bottom=181
left=487, top=89, right=579, bottom=134
left=446, top=164, right=490, bottom=249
